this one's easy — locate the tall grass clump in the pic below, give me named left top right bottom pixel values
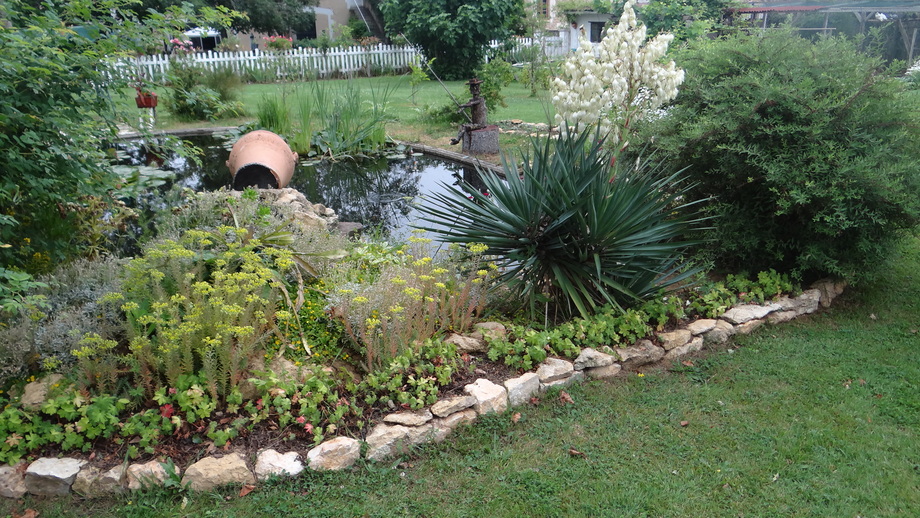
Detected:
left=416, top=128, right=707, bottom=321
left=256, top=80, right=395, bottom=158
left=642, top=29, right=920, bottom=283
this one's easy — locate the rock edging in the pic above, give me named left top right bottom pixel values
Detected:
left=1, top=280, right=843, bottom=499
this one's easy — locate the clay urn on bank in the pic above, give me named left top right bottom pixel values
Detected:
left=226, top=130, right=298, bottom=189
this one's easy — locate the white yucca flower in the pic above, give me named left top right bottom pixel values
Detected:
left=552, top=0, right=684, bottom=147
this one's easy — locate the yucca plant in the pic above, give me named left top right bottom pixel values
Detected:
left=415, top=128, right=708, bottom=320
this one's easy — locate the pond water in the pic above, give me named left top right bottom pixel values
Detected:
left=117, top=134, right=487, bottom=241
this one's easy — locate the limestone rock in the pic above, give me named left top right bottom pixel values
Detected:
left=0, top=462, right=27, bottom=499
left=617, top=340, right=665, bottom=369
left=734, top=319, right=764, bottom=335
left=20, top=373, right=65, bottom=410
left=535, top=358, right=574, bottom=383
left=71, top=466, right=101, bottom=497
left=503, top=373, right=540, bottom=407
left=443, top=333, right=487, bottom=353
left=431, top=409, right=477, bottom=442
left=792, top=289, right=821, bottom=315
left=721, top=304, right=777, bottom=325
left=405, top=423, right=437, bottom=446
left=585, top=363, right=622, bottom=379
left=658, top=329, right=693, bottom=351
left=182, top=453, right=255, bottom=492
left=98, top=465, right=127, bottom=494
left=365, top=424, right=411, bottom=461
left=127, top=460, right=170, bottom=490
left=384, top=409, right=433, bottom=426
left=293, top=210, right=329, bottom=229
left=463, top=378, right=508, bottom=415
left=664, top=336, right=704, bottom=360
left=24, top=457, right=86, bottom=496
left=811, top=278, right=846, bottom=308
left=686, top=319, right=717, bottom=335
left=767, top=310, right=798, bottom=324
left=703, top=320, right=736, bottom=345
left=573, top=348, right=616, bottom=370
left=542, top=370, right=584, bottom=391
left=430, top=395, right=477, bottom=417
left=469, top=322, right=507, bottom=342
left=307, top=437, right=361, bottom=471
left=255, top=449, right=304, bottom=480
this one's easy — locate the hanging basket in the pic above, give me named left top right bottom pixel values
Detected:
left=135, top=91, right=158, bottom=108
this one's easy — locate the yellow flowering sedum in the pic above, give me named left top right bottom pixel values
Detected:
left=552, top=0, right=684, bottom=145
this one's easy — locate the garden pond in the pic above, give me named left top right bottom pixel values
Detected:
left=115, top=133, right=488, bottom=241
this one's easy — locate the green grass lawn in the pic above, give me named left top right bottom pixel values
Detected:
left=10, top=236, right=919, bottom=517
left=120, top=74, right=554, bottom=155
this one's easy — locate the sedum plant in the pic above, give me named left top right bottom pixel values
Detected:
left=552, top=0, right=684, bottom=148
left=79, top=226, right=293, bottom=401
left=415, top=128, right=707, bottom=321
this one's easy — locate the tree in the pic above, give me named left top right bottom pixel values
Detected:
left=379, top=0, right=524, bottom=80
left=0, top=0, right=239, bottom=273
left=638, top=0, right=736, bottom=41
left=133, top=0, right=317, bottom=36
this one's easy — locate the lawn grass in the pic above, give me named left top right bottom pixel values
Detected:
left=119, top=74, right=554, bottom=157
left=10, top=236, right=919, bottom=517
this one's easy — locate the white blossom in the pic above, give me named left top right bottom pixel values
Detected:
left=551, top=0, right=684, bottom=147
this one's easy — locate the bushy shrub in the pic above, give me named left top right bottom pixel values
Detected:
left=416, top=128, right=707, bottom=321
left=166, top=60, right=245, bottom=121
left=643, top=30, right=920, bottom=282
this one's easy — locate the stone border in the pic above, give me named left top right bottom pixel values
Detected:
left=0, top=279, right=846, bottom=499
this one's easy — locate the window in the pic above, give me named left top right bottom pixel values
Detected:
left=589, top=21, right=605, bottom=42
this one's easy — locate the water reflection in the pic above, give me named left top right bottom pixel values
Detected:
left=118, top=134, right=481, bottom=240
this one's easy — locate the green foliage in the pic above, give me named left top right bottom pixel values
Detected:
left=725, top=270, right=794, bottom=305
left=416, top=128, right=707, bottom=320
left=644, top=30, right=920, bottom=283
left=487, top=326, right=579, bottom=371
left=0, top=1, right=124, bottom=273
left=80, top=226, right=292, bottom=400
left=0, top=0, right=240, bottom=273
left=475, top=58, right=516, bottom=112
left=380, top=0, right=525, bottom=80
left=257, top=80, right=393, bottom=158
left=408, top=58, right=434, bottom=105
left=0, top=269, right=48, bottom=320
left=326, top=236, right=494, bottom=372
left=166, top=60, right=245, bottom=121
left=357, top=339, right=460, bottom=410
left=638, top=0, right=736, bottom=41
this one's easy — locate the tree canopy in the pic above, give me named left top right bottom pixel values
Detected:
left=132, top=0, right=317, bottom=36
left=380, top=0, right=525, bottom=80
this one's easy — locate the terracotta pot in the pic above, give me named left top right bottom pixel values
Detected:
left=225, top=130, right=298, bottom=189
left=135, top=91, right=157, bottom=108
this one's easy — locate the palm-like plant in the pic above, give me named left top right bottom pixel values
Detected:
left=415, top=129, right=707, bottom=320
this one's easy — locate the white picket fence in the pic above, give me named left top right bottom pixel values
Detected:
left=488, top=36, right=569, bottom=61
left=117, top=44, right=421, bottom=82
left=113, top=37, right=569, bottom=83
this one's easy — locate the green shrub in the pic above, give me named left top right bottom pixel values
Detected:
left=166, top=60, right=244, bottom=121
left=475, top=57, right=516, bottom=112
left=643, top=30, right=920, bottom=283
left=416, top=128, right=707, bottom=320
